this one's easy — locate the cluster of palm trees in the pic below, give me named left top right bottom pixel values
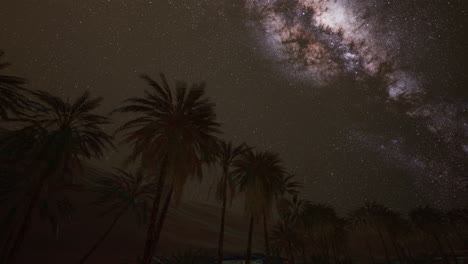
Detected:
left=270, top=198, right=467, bottom=264
left=0, top=50, right=466, bottom=264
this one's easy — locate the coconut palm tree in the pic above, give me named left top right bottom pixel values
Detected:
left=410, top=206, right=451, bottom=264
left=79, top=168, right=156, bottom=264
left=446, top=208, right=468, bottom=246
left=276, top=195, right=309, bottom=263
left=302, top=203, right=342, bottom=263
left=0, top=166, right=78, bottom=264
left=233, top=149, right=285, bottom=264
left=1, top=90, right=113, bottom=263
left=349, top=206, right=376, bottom=264
left=0, top=50, right=31, bottom=121
left=113, top=74, right=221, bottom=264
left=366, top=202, right=392, bottom=264
left=215, top=141, right=248, bottom=264
left=270, top=220, right=301, bottom=264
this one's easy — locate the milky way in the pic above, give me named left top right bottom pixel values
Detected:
left=244, top=0, right=467, bottom=208
left=245, top=0, right=413, bottom=94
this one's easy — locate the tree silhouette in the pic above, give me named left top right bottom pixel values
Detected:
left=233, top=149, right=285, bottom=264
left=114, top=74, right=221, bottom=264
left=0, top=50, right=31, bottom=121
left=79, top=168, right=156, bottom=264
left=270, top=220, right=301, bottom=263
left=214, top=141, right=248, bottom=264
left=0, top=90, right=113, bottom=263
left=410, top=206, right=451, bottom=264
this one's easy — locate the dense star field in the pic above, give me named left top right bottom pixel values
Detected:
left=0, top=0, right=466, bottom=213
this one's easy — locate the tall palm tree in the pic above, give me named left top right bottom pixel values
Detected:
left=0, top=50, right=33, bottom=121
left=1, top=90, right=113, bottom=263
left=233, top=149, right=285, bottom=264
left=114, top=74, right=221, bottom=264
left=302, top=203, right=341, bottom=262
left=215, top=141, right=248, bottom=264
left=410, top=206, right=451, bottom=264
left=270, top=220, right=301, bottom=263
left=0, top=166, right=77, bottom=264
left=79, top=168, right=156, bottom=264
left=446, top=208, right=468, bottom=246
left=365, top=201, right=392, bottom=264
left=349, top=206, right=376, bottom=264
left=276, top=195, right=309, bottom=263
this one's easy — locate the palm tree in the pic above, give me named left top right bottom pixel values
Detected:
left=446, top=208, right=468, bottom=246
left=79, top=168, right=156, bottom=264
left=270, top=220, right=301, bottom=263
left=0, top=50, right=31, bottom=121
left=276, top=195, right=309, bottom=263
left=113, top=74, right=221, bottom=264
left=233, top=149, right=285, bottom=264
left=349, top=206, right=376, bottom=264
left=215, top=141, right=248, bottom=264
left=1, top=90, right=113, bottom=263
left=410, top=206, right=451, bottom=264
left=0, top=166, right=78, bottom=264
left=385, top=210, right=411, bottom=264
left=366, top=202, right=392, bottom=264
left=302, top=203, right=341, bottom=263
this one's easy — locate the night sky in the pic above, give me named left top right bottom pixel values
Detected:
left=1, top=0, right=467, bottom=213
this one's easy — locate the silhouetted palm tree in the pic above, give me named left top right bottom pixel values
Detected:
left=1, top=90, right=113, bottom=263
left=114, top=74, right=221, bottom=264
left=410, top=206, right=451, bottom=264
left=79, top=168, right=156, bottom=264
left=270, top=220, right=301, bottom=264
left=215, top=141, right=248, bottom=264
left=276, top=195, right=309, bottom=263
left=349, top=206, right=376, bottom=264
left=446, top=208, right=468, bottom=246
left=302, top=203, right=341, bottom=263
left=233, top=149, right=285, bottom=264
left=0, top=168, right=77, bottom=264
left=0, top=50, right=31, bottom=120
left=365, top=201, right=392, bottom=264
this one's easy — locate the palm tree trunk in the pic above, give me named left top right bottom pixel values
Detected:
left=301, top=244, right=307, bottom=264
left=151, top=185, right=173, bottom=256
left=432, top=233, right=450, bottom=264
left=390, top=240, right=403, bottom=264
left=376, top=227, right=391, bottom=264
left=4, top=169, right=49, bottom=264
left=141, top=161, right=167, bottom=264
left=217, top=181, right=227, bottom=264
left=79, top=206, right=128, bottom=264
left=364, top=235, right=376, bottom=264
left=245, top=216, right=254, bottom=264
left=331, top=243, right=339, bottom=264
left=0, top=224, right=15, bottom=264
left=443, top=234, right=458, bottom=264
left=263, top=215, right=271, bottom=264
left=288, top=241, right=295, bottom=264
left=0, top=206, right=17, bottom=262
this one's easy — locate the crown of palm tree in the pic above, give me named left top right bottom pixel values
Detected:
left=410, top=206, right=445, bottom=233
left=270, top=220, right=301, bottom=256
left=215, top=141, right=249, bottom=203
left=0, top=90, right=113, bottom=180
left=233, top=149, right=285, bottom=217
left=277, top=194, right=310, bottom=226
left=90, top=168, right=156, bottom=225
left=0, top=162, right=79, bottom=240
left=114, top=74, right=221, bottom=202
left=0, top=50, right=31, bottom=120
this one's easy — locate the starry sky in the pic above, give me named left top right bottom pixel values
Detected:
left=0, top=0, right=466, bottom=212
